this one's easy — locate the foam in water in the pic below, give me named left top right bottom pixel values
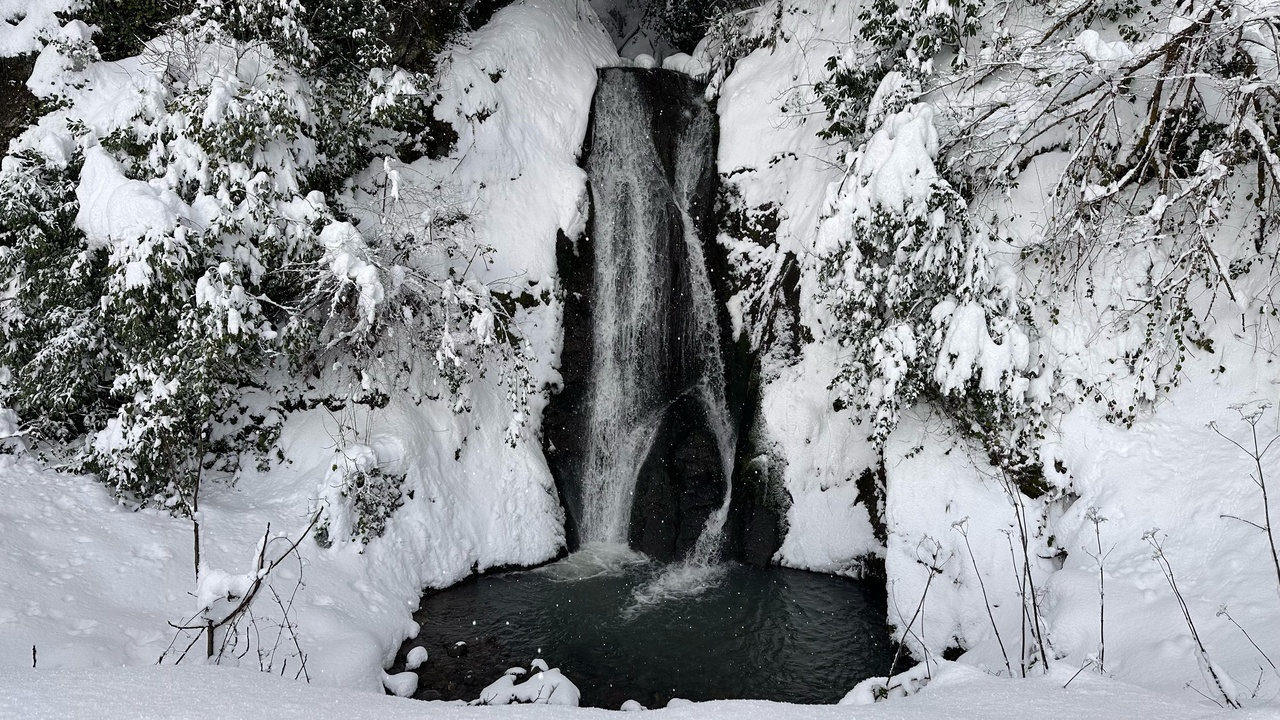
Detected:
left=537, top=543, right=650, bottom=583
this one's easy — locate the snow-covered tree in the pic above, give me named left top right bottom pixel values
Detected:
left=811, top=0, right=1280, bottom=464
left=811, top=0, right=1043, bottom=469
left=0, top=0, right=528, bottom=526
left=814, top=86, right=1042, bottom=465
left=932, top=0, right=1280, bottom=426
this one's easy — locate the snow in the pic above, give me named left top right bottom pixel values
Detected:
left=383, top=670, right=419, bottom=697
left=1075, top=30, right=1133, bottom=71
left=931, top=301, right=1031, bottom=398
left=1042, top=352, right=1280, bottom=701
left=662, top=52, right=709, bottom=79
left=319, top=222, right=387, bottom=326
left=717, top=0, right=854, bottom=262
left=430, top=0, right=617, bottom=286
left=477, top=663, right=581, bottom=706
left=0, top=0, right=74, bottom=57
left=834, top=103, right=941, bottom=219
left=75, top=146, right=184, bottom=252
left=0, top=662, right=1252, bottom=719
left=0, top=456, right=192, bottom=671
left=764, top=343, right=882, bottom=575
left=405, top=646, right=428, bottom=670
left=880, top=408, right=1052, bottom=676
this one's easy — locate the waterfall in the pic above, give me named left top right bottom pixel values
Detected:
left=569, top=67, right=736, bottom=561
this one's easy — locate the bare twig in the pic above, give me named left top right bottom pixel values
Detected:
left=1085, top=507, right=1110, bottom=673
left=1145, top=531, right=1240, bottom=709
left=954, top=519, right=1012, bottom=676
left=1211, top=405, right=1280, bottom=598
left=887, top=539, right=947, bottom=680
left=1217, top=605, right=1277, bottom=673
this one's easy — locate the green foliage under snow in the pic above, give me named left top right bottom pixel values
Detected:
left=792, top=0, right=1280, bottom=473
left=0, top=0, right=532, bottom=541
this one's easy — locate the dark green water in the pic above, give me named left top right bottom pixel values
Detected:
left=396, top=547, right=892, bottom=708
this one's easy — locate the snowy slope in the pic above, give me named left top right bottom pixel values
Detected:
left=0, top=0, right=619, bottom=695
left=432, top=0, right=617, bottom=286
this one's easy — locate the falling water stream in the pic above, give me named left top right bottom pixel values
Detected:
left=577, top=68, right=735, bottom=562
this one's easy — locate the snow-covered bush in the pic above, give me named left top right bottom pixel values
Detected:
left=809, top=0, right=1280, bottom=460
left=815, top=0, right=979, bottom=144
left=813, top=78, right=1043, bottom=467
left=313, top=442, right=407, bottom=547
left=0, top=0, right=530, bottom=519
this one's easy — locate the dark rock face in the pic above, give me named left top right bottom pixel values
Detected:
left=546, top=226, right=595, bottom=553
left=724, top=452, right=786, bottom=566
left=544, top=67, right=783, bottom=565
left=629, top=396, right=728, bottom=561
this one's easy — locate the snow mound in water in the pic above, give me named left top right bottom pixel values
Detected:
left=475, top=660, right=581, bottom=706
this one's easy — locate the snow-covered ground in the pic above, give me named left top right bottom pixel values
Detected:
left=3, top=0, right=1280, bottom=716
left=0, top=662, right=1257, bottom=719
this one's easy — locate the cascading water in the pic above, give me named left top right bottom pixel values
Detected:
left=546, top=67, right=737, bottom=570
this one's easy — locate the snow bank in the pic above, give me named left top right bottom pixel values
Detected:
left=881, top=409, right=1052, bottom=675
left=1043, top=349, right=1280, bottom=701
left=0, top=456, right=193, bottom=671
left=764, top=342, right=882, bottom=575
left=717, top=0, right=854, bottom=263
left=432, top=0, right=617, bottom=285
left=717, top=0, right=884, bottom=575
left=0, top=662, right=1246, bottom=719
